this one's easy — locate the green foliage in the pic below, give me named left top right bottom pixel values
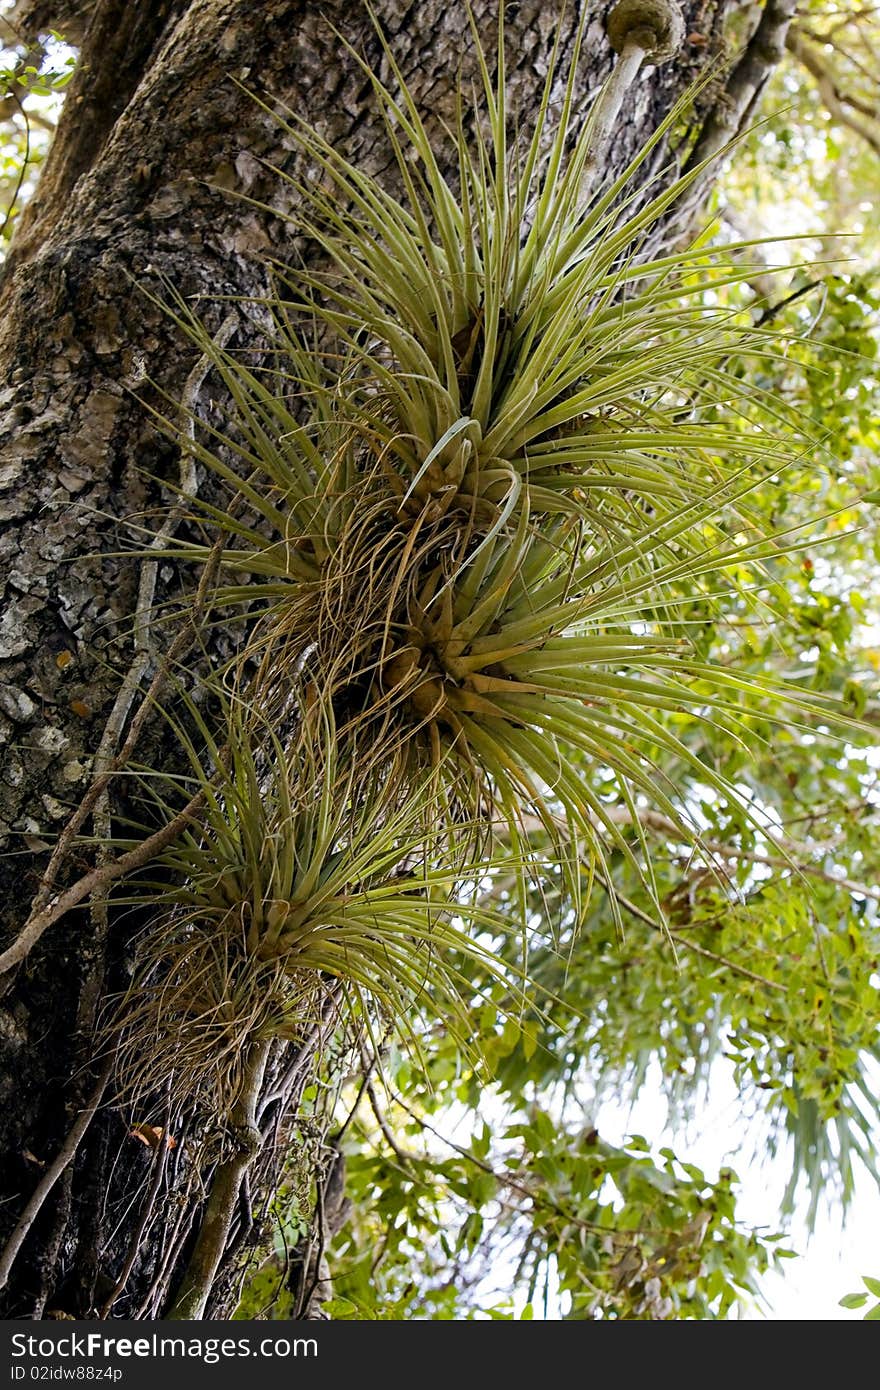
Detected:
left=512, top=860, right=880, bottom=1221
left=840, top=1275, right=880, bottom=1319
left=237, top=1055, right=791, bottom=1321
left=0, top=30, right=75, bottom=245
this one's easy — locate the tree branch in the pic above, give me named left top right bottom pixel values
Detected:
left=0, top=779, right=211, bottom=976
left=786, top=27, right=880, bottom=158
left=684, top=0, right=800, bottom=174
left=753, top=278, right=826, bottom=329
left=799, top=24, right=880, bottom=107
left=165, top=1036, right=272, bottom=1321
left=610, top=886, right=788, bottom=991
left=0, top=1059, right=112, bottom=1293
left=99, top=1098, right=171, bottom=1317
left=607, top=805, right=880, bottom=906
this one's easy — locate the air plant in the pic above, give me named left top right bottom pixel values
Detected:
left=136, top=0, right=856, bottom=946
left=85, top=1, right=873, bottom=1323
left=108, top=688, right=532, bottom=1115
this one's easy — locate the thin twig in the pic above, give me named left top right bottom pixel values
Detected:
left=133, top=1201, right=197, bottom=1320
left=357, top=1038, right=415, bottom=1166
left=296, top=1170, right=328, bottom=1320
left=800, top=24, right=879, bottom=92
left=608, top=804, right=880, bottom=905
left=333, top=1051, right=377, bottom=1146
left=786, top=28, right=880, bottom=157
left=0, top=86, right=30, bottom=242
left=99, top=1090, right=173, bottom=1318
left=0, top=781, right=211, bottom=976
left=257, top=987, right=343, bottom=1133
left=671, top=933, right=786, bottom=988
left=380, top=1081, right=651, bottom=1241
left=611, top=887, right=787, bottom=991
left=0, top=1060, right=113, bottom=1292
left=514, top=805, right=880, bottom=905
left=755, top=279, right=824, bottom=329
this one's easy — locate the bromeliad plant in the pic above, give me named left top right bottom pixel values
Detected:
left=110, top=689, right=529, bottom=1116
left=99, top=0, right=868, bottom=1318
left=106, top=682, right=540, bottom=1320
left=144, top=1, right=852, bottom=930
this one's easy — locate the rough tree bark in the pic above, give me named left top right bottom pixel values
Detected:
left=0, top=0, right=796, bottom=1320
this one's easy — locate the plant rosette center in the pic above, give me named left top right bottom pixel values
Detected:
left=381, top=619, right=532, bottom=728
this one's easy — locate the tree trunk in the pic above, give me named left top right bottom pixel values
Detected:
left=0, top=0, right=791, bottom=1320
